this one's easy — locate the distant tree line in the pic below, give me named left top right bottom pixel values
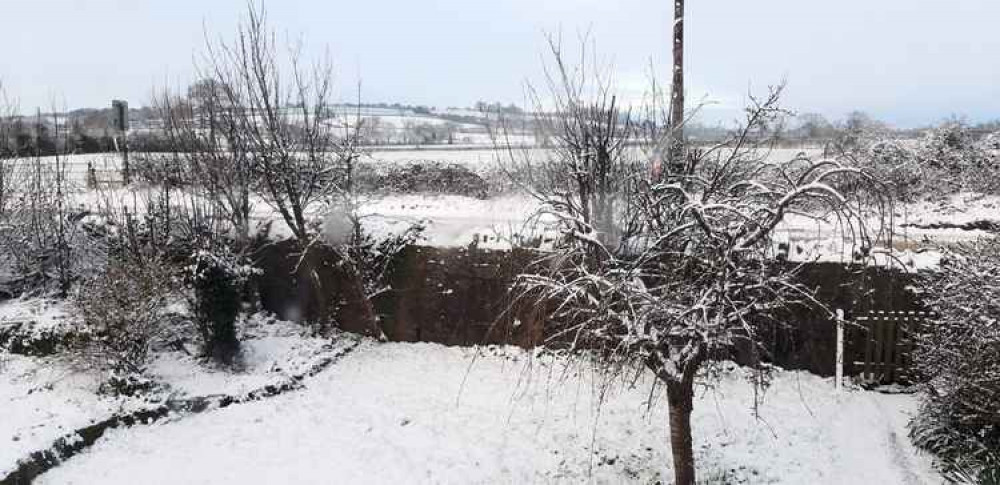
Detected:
left=0, top=107, right=156, bottom=157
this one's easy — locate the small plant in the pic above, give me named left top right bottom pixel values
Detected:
left=98, top=372, right=157, bottom=397
left=73, top=256, right=176, bottom=385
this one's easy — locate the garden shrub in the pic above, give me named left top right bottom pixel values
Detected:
left=188, top=248, right=257, bottom=365
left=915, top=123, right=1000, bottom=195
left=911, top=237, right=1000, bottom=481
left=73, top=256, right=176, bottom=393
left=850, top=123, right=1000, bottom=200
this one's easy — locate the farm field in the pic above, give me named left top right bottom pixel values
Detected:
left=45, top=146, right=826, bottom=185
left=18, top=147, right=996, bottom=269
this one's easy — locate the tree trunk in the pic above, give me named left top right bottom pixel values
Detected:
left=667, top=379, right=696, bottom=485
left=669, top=0, right=686, bottom=175
left=338, top=261, right=383, bottom=340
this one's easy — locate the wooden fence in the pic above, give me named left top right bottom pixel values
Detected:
left=254, top=244, right=928, bottom=378
left=848, top=310, right=934, bottom=384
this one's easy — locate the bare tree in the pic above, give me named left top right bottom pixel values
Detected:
left=513, top=84, right=890, bottom=484
left=195, top=2, right=380, bottom=336
left=200, top=5, right=342, bottom=242
left=0, top=104, right=96, bottom=296
left=497, top=36, right=642, bottom=251
left=0, top=80, right=19, bottom=219
left=149, top=82, right=256, bottom=248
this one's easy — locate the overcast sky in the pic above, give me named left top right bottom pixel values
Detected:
left=1, top=0, right=998, bottom=127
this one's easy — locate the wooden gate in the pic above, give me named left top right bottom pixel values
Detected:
left=849, top=310, right=933, bottom=384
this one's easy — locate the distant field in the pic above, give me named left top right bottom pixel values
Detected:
left=366, top=146, right=826, bottom=173
left=23, top=145, right=827, bottom=186
left=20, top=145, right=983, bottom=267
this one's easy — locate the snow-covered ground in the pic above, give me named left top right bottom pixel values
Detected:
left=33, top=342, right=942, bottom=484
left=0, top=308, right=350, bottom=478
left=903, top=192, right=1000, bottom=228
left=28, top=147, right=822, bottom=186
left=356, top=192, right=962, bottom=270
left=365, top=147, right=506, bottom=172
left=360, top=193, right=544, bottom=249
left=0, top=298, right=75, bottom=335
left=144, top=313, right=347, bottom=399
left=0, top=354, right=119, bottom=478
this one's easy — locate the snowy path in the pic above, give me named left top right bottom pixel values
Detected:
left=869, top=392, right=941, bottom=485
left=34, top=343, right=943, bottom=484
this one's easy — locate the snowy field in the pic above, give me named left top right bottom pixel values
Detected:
left=27, top=342, right=941, bottom=484
left=36, top=147, right=824, bottom=186
left=16, top=148, right=1000, bottom=265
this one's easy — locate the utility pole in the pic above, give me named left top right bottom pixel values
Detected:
left=669, top=0, right=686, bottom=174
left=112, top=100, right=130, bottom=185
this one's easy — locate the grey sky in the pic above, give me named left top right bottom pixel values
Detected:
left=1, top=0, right=998, bottom=127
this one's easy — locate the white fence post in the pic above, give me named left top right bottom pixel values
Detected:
left=835, top=308, right=845, bottom=391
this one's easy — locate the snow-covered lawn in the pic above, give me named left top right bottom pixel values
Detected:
left=143, top=313, right=347, bottom=399
left=35, top=342, right=942, bottom=484
left=0, top=354, right=120, bottom=478
left=0, top=299, right=122, bottom=476
left=0, top=309, right=351, bottom=479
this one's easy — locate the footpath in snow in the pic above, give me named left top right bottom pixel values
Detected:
left=33, top=342, right=942, bottom=484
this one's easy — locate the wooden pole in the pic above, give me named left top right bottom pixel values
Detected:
left=836, top=308, right=844, bottom=391
left=122, top=130, right=130, bottom=185
left=669, top=0, right=686, bottom=174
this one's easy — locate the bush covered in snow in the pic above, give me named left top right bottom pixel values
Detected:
left=916, top=122, right=1000, bottom=195
left=850, top=123, right=1000, bottom=200
left=849, top=139, right=925, bottom=202
left=187, top=248, right=257, bottom=365
left=0, top=156, right=104, bottom=296
left=980, top=131, right=1000, bottom=152
left=72, top=256, right=178, bottom=386
left=911, top=236, right=1000, bottom=480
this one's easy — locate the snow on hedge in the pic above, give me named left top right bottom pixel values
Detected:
left=37, top=343, right=941, bottom=484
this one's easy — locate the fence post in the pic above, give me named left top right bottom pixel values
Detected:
left=835, top=308, right=845, bottom=391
